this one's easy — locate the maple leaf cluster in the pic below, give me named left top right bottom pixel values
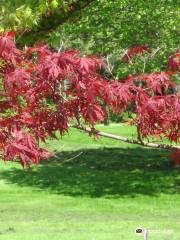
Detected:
left=0, top=34, right=179, bottom=166
left=168, top=52, right=180, bottom=71
left=122, top=45, right=149, bottom=63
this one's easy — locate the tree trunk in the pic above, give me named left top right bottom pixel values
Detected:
left=103, top=103, right=110, bottom=126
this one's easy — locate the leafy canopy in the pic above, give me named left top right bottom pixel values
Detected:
left=0, top=33, right=179, bottom=166
left=47, top=0, right=179, bottom=78
left=0, top=0, right=77, bottom=31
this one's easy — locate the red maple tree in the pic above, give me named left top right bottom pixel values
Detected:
left=0, top=34, right=179, bottom=166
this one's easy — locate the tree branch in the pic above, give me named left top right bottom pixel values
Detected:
left=72, top=125, right=180, bottom=150
left=17, top=0, right=96, bottom=46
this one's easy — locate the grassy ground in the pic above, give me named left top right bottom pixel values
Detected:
left=0, top=123, right=179, bottom=240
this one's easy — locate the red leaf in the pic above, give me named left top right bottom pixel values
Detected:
left=122, top=46, right=149, bottom=62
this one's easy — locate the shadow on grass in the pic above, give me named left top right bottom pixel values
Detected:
left=0, top=147, right=179, bottom=197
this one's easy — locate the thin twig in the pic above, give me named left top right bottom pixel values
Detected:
left=54, top=151, right=83, bottom=163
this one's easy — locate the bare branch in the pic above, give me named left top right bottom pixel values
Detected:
left=72, top=125, right=180, bottom=151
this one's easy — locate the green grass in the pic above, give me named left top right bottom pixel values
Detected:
left=0, top=124, right=179, bottom=240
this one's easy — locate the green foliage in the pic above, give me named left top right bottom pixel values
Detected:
left=49, top=0, right=179, bottom=50
left=48, top=0, right=179, bottom=78
left=0, top=0, right=179, bottom=78
left=0, top=0, right=76, bottom=31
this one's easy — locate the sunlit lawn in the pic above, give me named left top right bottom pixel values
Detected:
left=0, top=124, right=179, bottom=240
